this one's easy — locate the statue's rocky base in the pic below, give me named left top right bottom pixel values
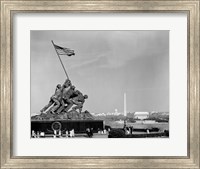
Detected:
left=31, top=110, right=94, bottom=121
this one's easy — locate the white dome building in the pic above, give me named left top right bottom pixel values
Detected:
left=134, top=112, right=149, bottom=120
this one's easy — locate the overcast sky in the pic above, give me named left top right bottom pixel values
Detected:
left=31, top=30, right=169, bottom=115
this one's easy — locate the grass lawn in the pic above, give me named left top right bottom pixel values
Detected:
left=106, top=121, right=169, bottom=131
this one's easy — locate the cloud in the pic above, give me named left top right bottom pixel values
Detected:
left=65, top=31, right=169, bottom=70
left=31, top=30, right=168, bottom=70
left=99, top=31, right=169, bottom=68
left=67, top=53, right=106, bottom=70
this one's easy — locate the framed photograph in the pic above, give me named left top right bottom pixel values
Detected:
left=0, top=0, right=199, bottom=168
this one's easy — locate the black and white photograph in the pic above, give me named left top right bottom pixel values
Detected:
left=31, top=30, right=169, bottom=138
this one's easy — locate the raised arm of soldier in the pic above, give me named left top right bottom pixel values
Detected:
left=62, top=79, right=71, bottom=89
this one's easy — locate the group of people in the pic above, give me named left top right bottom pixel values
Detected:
left=124, top=126, right=134, bottom=135
left=54, top=129, right=76, bottom=138
left=40, top=79, right=88, bottom=115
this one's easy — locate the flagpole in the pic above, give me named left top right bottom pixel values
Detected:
left=51, top=40, right=69, bottom=79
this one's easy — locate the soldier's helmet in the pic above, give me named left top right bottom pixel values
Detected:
left=66, top=79, right=71, bottom=84
left=84, top=95, right=88, bottom=99
left=63, top=79, right=71, bottom=87
left=75, top=90, right=81, bottom=94
left=71, top=85, right=75, bottom=90
left=57, top=84, right=61, bottom=89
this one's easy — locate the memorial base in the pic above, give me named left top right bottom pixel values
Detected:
left=31, top=119, right=104, bottom=134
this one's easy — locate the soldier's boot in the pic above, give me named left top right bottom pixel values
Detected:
left=50, top=110, right=56, bottom=114
left=76, top=104, right=83, bottom=113
left=72, top=106, right=78, bottom=112
left=51, top=106, right=59, bottom=114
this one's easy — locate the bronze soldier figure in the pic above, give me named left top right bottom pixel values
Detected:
left=56, top=85, right=76, bottom=114
left=40, top=79, right=71, bottom=114
left=72, top=94, right=88, bottom=113
left=40, top=84, right=62, bottom=114
left=63, top=79, right=71, bottom=88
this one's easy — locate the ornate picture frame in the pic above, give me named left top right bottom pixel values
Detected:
left=0, top=0, right=199, bottom=168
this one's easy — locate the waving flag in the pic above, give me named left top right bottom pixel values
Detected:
left=54, top=44, right=75, bottom=56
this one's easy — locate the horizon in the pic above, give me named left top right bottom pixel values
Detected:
left=31, top=111, right=169, bottom=117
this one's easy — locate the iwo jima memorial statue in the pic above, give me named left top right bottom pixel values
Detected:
left=31, top=41, right=104, bottom=137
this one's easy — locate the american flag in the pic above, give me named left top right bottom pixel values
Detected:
left=54, top=44, right=75, bottom=56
